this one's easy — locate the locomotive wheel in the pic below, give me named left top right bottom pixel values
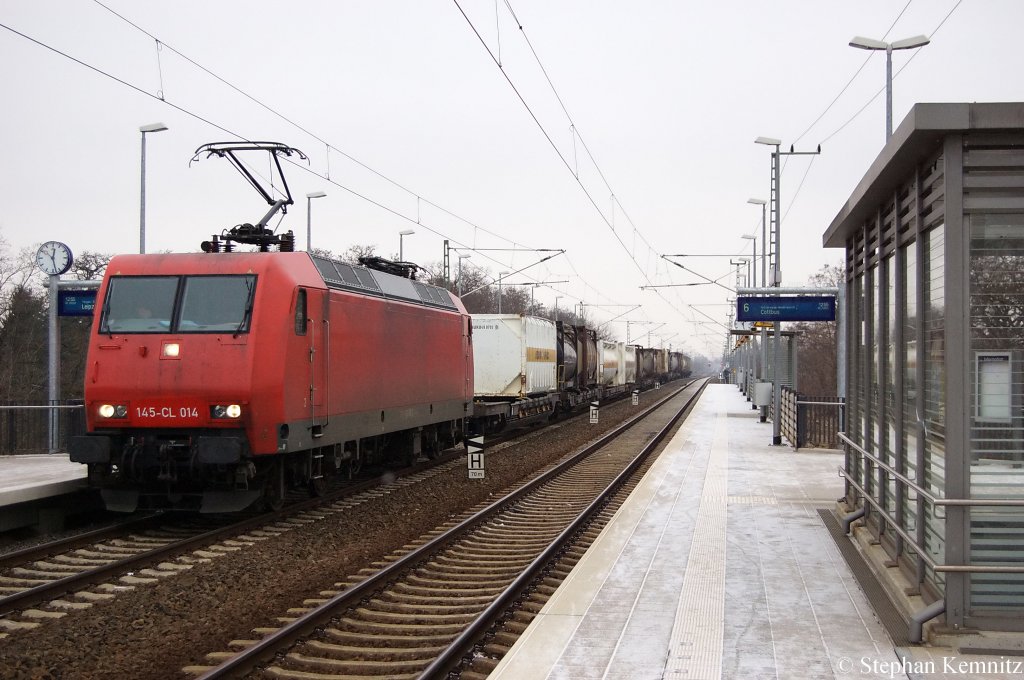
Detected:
left=263, top=463, right=285, bottom=512
left=308, top=476, right=326, bottom=497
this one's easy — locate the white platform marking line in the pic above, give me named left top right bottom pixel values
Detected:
left=599, top=437, right=700, bottom=680
left=665, top=411, right=728, bottom=679
left=751, top=501, right=781, bottom=680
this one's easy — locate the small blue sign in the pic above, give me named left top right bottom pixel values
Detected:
left=736, top=295, right=836, bottom=322
left=58, top=289, right=98, bottom=317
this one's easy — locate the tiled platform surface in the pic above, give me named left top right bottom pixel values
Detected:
left=0, top=453, right=87, bottom=507
left=490, top=384, right=1024, bottom=679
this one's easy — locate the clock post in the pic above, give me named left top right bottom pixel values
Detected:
left=36, top=241, right=73, bottom=453
left=47, top=271, right=60, bottom=452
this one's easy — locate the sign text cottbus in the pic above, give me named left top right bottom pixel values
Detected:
left=736, top=296, right=836, bottom=323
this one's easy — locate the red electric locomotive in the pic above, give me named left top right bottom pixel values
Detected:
left=70, top=143, right=474, bottom=512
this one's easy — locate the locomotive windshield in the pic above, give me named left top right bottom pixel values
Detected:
left=100, top=275, right=257, bottom=334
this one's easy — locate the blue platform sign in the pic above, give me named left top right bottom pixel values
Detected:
left=58, top=289, right=98, bottom=317
left=736, top=295, right=836, bottom=322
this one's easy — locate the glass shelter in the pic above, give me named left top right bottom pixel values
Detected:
left=824, top=103, right=1024, bottom=637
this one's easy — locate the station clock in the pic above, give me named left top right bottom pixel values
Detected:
left=35, top=241, right=74, bottom=276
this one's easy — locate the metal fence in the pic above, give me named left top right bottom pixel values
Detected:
left=0, top=402, right=86, bottom=455
left=780, top=387, right=844, bottom=450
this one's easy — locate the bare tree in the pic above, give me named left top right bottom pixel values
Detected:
left=69, top=251, right=111, bottom=281
left=0, top=235, right=39, bottom=324
left=0, top=286, right=47, bottom=400
left=790, top=262, right=842, bottom=396
left=309, top=247, right=336, bottom=260
left=338, top=244, right=377, bottom=265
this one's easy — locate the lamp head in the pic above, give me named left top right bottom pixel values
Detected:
left=755, top=136, right=781, bottom=146
left=892, top=35, right=930, bottom=50
left=849, top=36, right=888, bottom=50
left=399, top=229, right=415, bottom=236
left=306, top=191, right=327, bottom=199
left=747, top=198, right=767, bottom=205
left=140, top=122, right=169, bottom=133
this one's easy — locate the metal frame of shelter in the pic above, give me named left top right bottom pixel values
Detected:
left=823, top=102, right=1024, bottom=641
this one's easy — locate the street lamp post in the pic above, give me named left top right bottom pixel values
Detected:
left=747, top=198, right=767, bottom=287
left=306, top=191, right=326, bottom=252
left=554, top=296, right=563, bottom=321
left=498, top=271, right=509, bottom=314
left=747, top=198, right=769, bottom=418
left=457, top=253, right=472, bottom=297
left=849, top=35, right=930, bottom=141
left=741, top=234, right=756, bottom=290
left=139, top=122, right=169, bottom=254
left=398, top=229, right=415, bottom=261
left=742, top=232, right=760, bottom=408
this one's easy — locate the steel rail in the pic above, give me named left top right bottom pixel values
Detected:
left=195, top=377, right=705, bottom=680
left=0, top=513, right=162, bottom=569
left=421, top=378, right=707, bottom=678
left=0, top=456, right=446, bottom=617
left=0, top=381, right=666, bottom=618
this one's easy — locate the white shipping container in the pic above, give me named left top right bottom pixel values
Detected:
left=622, top=344, right=637, bottom=384
left=472, top=314, right=557, bottom=397
left=600, top=340, right=619, bottom=386
left=655, top=348, right=669, bottom=375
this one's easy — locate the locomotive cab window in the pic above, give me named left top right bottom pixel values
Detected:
left=100, top=276, right=177, bottom=333
left=178, top=275, right=256, bottom=332
left=100, top=274, right=257, bottom=334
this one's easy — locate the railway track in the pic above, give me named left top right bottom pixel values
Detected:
left=187, top=378, right=707, bottom=679
left=0, top=382, right=644, bottom=635
left=0, top=449, right=473, bottom=637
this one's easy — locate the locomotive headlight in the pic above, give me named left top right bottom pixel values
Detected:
left=162, top=342, right=180, bottom=358
left=98, top=404, right=128, bottom=419
left=211, top=404, right=243, bottom=419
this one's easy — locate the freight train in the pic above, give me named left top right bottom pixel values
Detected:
left=68, top=251, right=688, bottom=513
left=469, top=314, right=690, bottom=434
left=68, top=141, right=689, bottom=512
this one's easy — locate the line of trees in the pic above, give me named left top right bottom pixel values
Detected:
left=0, top=239, right=621, bottom=403
left=0, top=234, right=112, bottom=402
left=325, top=244, right=604, bottom=332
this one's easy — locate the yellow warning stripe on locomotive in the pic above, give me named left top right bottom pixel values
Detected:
left=526, top=347, right=556, bottom=362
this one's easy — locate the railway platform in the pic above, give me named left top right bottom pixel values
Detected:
left=489, top=383, right=1024, bottom=679
left=0, top=453, right=89, bottom=533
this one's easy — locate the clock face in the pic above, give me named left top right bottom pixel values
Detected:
left=36, top=241, right=74, bottom=276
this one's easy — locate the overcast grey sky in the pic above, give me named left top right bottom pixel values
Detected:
left=1, top=0, right=1019, bottom=359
